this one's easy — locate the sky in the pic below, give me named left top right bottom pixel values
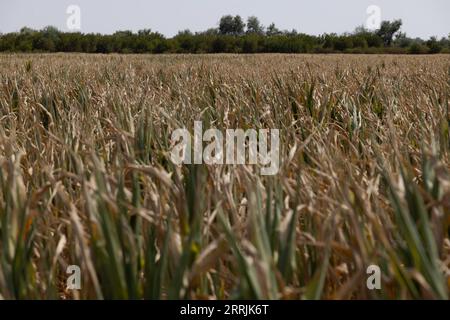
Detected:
left=0, top=0, right=449, bottom=39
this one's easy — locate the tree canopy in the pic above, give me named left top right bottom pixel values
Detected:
left=0, top=16, right=448, bottom=54
left=219, top=15, right=245, bottom=35
left=376, top=20, right=403, bottom=46
left=246, top=16, right=264, bottom=35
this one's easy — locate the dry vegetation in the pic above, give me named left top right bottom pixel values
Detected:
left=0, top=53, right=449, bottom=299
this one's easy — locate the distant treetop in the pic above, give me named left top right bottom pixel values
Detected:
left=0, top=16, right=448, bottom=54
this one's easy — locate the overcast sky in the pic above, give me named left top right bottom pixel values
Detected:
left=0, top=0, right=449, bottom=39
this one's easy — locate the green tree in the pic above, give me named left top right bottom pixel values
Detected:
left=409, top=42, right=427, bottom=54
left=266, top=23, right=281, bottom=36
left=376, top=20, right=402, bottom=46
left=243, top=34, right=259, bottom=53
left=393, top=32, right=413, bottom=48
left=426, top=36, right=442, bottom=53
left=232, top=16, right=245, bottom=35
left=246, top=16, right=264, bottom=35
left=219, top=15, right=234, bottom=35
left=174, top=30, right=196, bottom=53
left=219, top=15, right=244, bottom=35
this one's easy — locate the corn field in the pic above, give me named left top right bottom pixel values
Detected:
left=0, top=53, right=449, bottom=300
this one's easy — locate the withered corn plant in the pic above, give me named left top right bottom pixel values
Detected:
left=0, top=53, right=448, bottom=299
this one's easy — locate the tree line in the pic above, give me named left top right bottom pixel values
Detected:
left=1, top=15, right=449, bottom=54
